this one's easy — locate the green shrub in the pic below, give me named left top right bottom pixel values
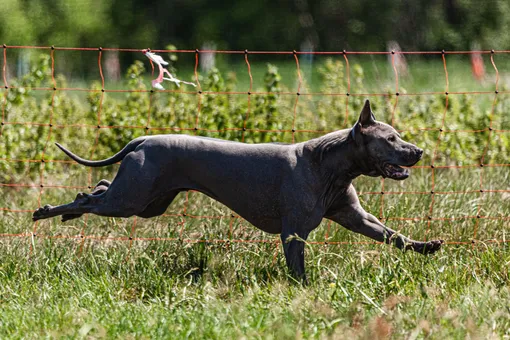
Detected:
left=0, top=53, right=508, bottom=184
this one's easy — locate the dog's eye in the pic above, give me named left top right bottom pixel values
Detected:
left=387, top=135, right=396, bottom=142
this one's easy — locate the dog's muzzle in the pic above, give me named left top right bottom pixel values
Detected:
left=381, top=148, right=423, bottom=181
left=382, top=163, right=410, bottom=180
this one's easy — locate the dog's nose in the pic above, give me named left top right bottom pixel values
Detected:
left=416, top=148, right=423, bottom=157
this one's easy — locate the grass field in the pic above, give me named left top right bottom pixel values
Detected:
left=0, top=236, right=509, bottom=338
left=1, top=168, right=509, bottom=338
left=0, top=55, right=509, bottom=338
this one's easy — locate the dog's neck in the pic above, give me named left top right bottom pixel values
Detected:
left=306, top=129, right=376, bottom=184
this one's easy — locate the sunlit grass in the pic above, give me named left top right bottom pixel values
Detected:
left=0, top=167, right=509, bottom=338
left=0, top=233, right=508, bottom=338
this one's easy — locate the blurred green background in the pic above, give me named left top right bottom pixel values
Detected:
left=2, top=0, right=510, bottom=51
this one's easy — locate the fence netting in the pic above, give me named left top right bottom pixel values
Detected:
left=1, top=45, right=509, bottom=253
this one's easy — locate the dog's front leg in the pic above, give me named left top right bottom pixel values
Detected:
left=280, top=209, right=324, bottom=283
left=331, top=207, right=442, bottom=254
left=280, top=230, right=309, bottom=283
left=327, top=185, right=442, bottom=254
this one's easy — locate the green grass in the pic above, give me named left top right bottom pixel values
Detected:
left=0, top=231, right=509, bottom=338
left=0, top=167, right=509, bottom=338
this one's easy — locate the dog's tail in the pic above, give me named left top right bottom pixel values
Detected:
left=55, top=138, right=146, bottom=167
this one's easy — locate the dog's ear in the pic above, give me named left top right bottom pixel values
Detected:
left=350, top=99, right=376, bottom=143
left=359, top=99, right=376, bottom=125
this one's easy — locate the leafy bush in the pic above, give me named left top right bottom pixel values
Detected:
left=0, top=53, right=508, bottom=184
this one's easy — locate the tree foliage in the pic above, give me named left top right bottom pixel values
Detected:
left=1, top=0, right=510, bottom=51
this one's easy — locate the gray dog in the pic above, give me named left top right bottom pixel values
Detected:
left=33, top=100, right=442, bottom=280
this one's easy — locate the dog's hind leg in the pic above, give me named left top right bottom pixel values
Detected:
left=136, top=191, right=179, bottom=218
left=34, top=151, right=170, bottom=222
left=33, top=192, right=106, bottom=221
left=33, top=188, right=147, bottom=221
left=33, top=180, right=145, bottom=221
left=61, top=179, right=112, bottom=222
left=91, top=179, right=112, bottom=192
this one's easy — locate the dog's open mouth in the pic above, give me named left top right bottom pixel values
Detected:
left=383, top=163, right=410, bottom=180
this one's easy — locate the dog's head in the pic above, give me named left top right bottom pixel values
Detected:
left=350, top=100, right=423, bottom=180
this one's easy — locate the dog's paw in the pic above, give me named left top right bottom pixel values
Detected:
left=420, top=239, right=444, bottom=255
left=75, top=192, right=88, bottom=200
left=32, top=204, right=53, bottom=221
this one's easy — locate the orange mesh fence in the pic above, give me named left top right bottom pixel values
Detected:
left=1, top=45, right=509, bottom=251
